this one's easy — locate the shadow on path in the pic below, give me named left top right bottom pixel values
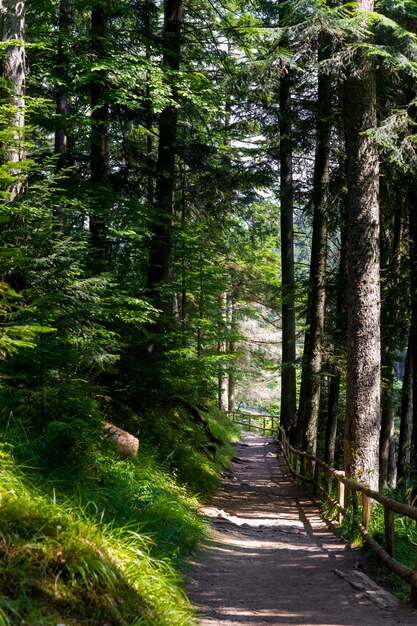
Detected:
left=186, top=432, right=415, bottom=626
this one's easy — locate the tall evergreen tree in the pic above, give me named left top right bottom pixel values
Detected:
left=279, top=4, right=297, bottom=438
left=343, top=0, right=381, bottom=490
left=298, top=32, right=332, bottom=457
left=146, top=0, right=183, bottom=343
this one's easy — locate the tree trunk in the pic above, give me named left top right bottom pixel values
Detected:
left=298, top=36, right=332, bottom=456
left=54, top=0, right=71, bottom=171
left=380, top=208, right=403, bottom=489
left=146, top=0, right=183, bottom=330
left=279, top=67, right=297, bottom=439
left=228, top=294, right=237, bottom=412
left=343, top=0, right=381, bottom=491
left=53, top=0, right=71, bottom=225
left=409, top=187, right=417, bottom=477
left=325, top=372, right=339, bottom=463
left=218, top=292, right=228, bottom=412
left=398, top=330, right=413, bottom=483
left=380, top=364, right=395, bottom=489
left=89, top=3, right=109, bottom=269
left=1, top=0, right=25, bottom=197
left=325, top=205, right=347, bottom=470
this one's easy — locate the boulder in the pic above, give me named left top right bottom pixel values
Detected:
left=104, top=422, right=139, bottom=459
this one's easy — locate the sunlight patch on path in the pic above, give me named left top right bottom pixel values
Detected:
left=187, top=432, right=415, bottom=626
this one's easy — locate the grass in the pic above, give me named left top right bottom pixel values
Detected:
left=321, top=485, right=417, bottom=603
left=0, top=406, right=238, bottom=624
left=364, top=500, right=417, bottom=602
left=0, top=446, right=196, bottom=625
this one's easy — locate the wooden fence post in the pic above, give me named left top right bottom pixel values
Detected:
left=338, top=472, right=345, bottom=525
left=411, top=550, right=417, bottom=609
left=384, top=508, right=395, bottom=557
left=352, top=490, right=359, bottom=517
left=362, top=488, right=371, bottom=529
left=313, top=462, right=320, bottom=495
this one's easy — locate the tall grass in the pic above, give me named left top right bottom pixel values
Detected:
left=0, top=407, right=238, bottom=624
left=0, top=445, right=197, bottom=625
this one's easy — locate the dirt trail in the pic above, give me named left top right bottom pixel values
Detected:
left=187, top=432, right=416, bottom=626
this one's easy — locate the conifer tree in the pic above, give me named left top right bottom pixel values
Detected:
left=343, top=0, right=381, bottom=490
left=279, top=1, right=297, bottom=438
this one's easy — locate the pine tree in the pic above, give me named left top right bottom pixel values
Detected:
left=343, top=0, right=381, bottom=490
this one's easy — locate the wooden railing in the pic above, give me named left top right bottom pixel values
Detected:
left=277, top=424, right=417, bottom=607
left=228, top=410, right=279, bottom=436
left=228, top=409, right=417, bottom=607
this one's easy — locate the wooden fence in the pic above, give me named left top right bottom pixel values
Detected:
left=228, top=410, right=279, bottom=436
left=229, top=409, right=417, bottom=607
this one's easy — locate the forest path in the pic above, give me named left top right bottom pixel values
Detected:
left=186, top=431, right=416, bottom=626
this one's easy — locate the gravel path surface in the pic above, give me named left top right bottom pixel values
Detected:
left=186, top=431, right=416, bottom=626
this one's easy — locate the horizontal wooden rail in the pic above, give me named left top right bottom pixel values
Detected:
left=276, top=423, right=417, bottom=607
left=228, top=410, right=279, bottom=436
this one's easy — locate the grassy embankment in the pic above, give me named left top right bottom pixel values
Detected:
left=320, top=484, right=417, bottom=603
left=0, top=405, right=238, bottom=625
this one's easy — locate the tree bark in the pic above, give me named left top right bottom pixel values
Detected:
left=397, top=330, right=413, bottom=483
left=53, top=0, right=71, bottom=225
left=325, top=205, right=347, bottom=470
left=343, top=0, right=381, bottom=491
left=380, top=364, right=395, bottom=489
left=54, top=0, right=71, bottom=171
left=218, top=292, right=228, bottom=412
left=279, top=68, right=297, bottom=438
left=89, top=3, right=109, bottom=268
left=228, top=294, right=237, bottom=412
left=379, top=208, right=403, bottom=489
left=409, top=187, right=417, bottom=476
left=298, top=35, right=332, bottom=456
left=1, top=0, right=25, bottom=196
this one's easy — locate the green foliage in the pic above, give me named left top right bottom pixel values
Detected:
left=135, top=403, right=237, bottom=496
left=0, top=444, right=198, bottom=625
left=3, top=0, right=417, bottom=615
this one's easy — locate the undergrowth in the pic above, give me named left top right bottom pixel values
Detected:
left=321, top=486, right=417, bottom=603
left=0, top=405, right=238, bottom=625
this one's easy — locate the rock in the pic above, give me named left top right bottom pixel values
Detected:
left=104, top=422, right=139, bottom=459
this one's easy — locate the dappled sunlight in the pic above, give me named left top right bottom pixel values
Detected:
left=188, top=432, right=415, bottom=626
